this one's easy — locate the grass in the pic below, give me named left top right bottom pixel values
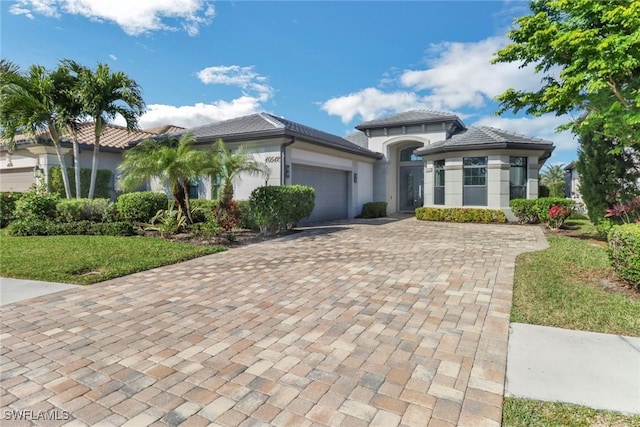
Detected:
left=506, top=219, right=640, bottom=426
left=503, top=398, right=640, bottom=427
left=511, top=219, right=640, bottom=336
left=0, top=234, right=225, bottom=285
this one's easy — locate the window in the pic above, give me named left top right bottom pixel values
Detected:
left=434, top=160, right=445, bottom=205
left=400, top=146, right=422, bottom=162
left=510, top=156, right=527, bottom=200
left=463, top=156, right=487, bottom=206
left=188, top=181, right=199, bottom=199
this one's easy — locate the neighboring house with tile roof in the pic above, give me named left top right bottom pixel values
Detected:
left=0, top=123, right=183, bottom=194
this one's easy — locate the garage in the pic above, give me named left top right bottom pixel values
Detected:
left=0, top=168, right=36, bottom=192
left=292, top=164, right=348, bottom=223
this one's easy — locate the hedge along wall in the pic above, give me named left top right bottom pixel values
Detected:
left=415, top=207, right=507, bottom=224
left=49, top=166, right=112, bottom=199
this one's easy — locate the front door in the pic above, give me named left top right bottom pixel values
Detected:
left=399, top=165, right=424, bottom=211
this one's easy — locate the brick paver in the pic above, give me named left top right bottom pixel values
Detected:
left=1, top=218, right=547, bottom=426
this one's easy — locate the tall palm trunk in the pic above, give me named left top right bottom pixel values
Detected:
left=88, top=119, right=101, bottom=199
left=47, top=121, right=72, bottom=198
left=71, top=132, right=81, bottom=198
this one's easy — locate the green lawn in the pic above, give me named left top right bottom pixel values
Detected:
left=0, top=234, right=225, bottom=285
left=503, top=398, right=640, bottom=427
left=506, top=219, right=640, bottom=426
left=511, top=220, right=640, bottom=336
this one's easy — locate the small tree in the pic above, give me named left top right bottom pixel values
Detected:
left=576, top=130, right=640, bottom=223
left=117, top=132, right=209, bottom=223
left=540, top=164, right=565, bottom=198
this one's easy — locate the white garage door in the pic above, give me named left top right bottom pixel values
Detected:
left=0, top=168, right=36, bottom=192
left=292, top=164, right=348, bottom=224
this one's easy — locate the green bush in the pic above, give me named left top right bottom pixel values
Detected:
left=415, top=207, right=507, bottom=223
left=14, top=188, right=59, bottom=220
left=509, top=198, right=576, bottom=224
left=7, top=219, right=136, bottom=236
left=249, top=185, right=315, bottom=235
left=237, top=200, right=258, bottom=230
left=190, top=199, right=218, bottom=223
left=360, top=202, right=387, bottom=218
left=49, top=166, right=112, bottom=198
left=607, top=223, right=640, bottom=289
left=56, top=198, right=112, bottom=222
left=116, top=192, right=168, bottom=223
left=0, top=192, right=22, bottom=228
left=189, top=221, right=221, bottom=238
left=213, top=200, right=241, bottom=231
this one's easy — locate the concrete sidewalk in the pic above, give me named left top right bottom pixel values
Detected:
left=506, top=322, right=640, bottom=415
left=0, top=277, right=81, bottom=306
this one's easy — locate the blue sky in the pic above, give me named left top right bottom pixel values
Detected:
left=1, top=0, right=577, bottom=165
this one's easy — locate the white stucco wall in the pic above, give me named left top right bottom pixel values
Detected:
left=422, top=149, right=548, bottom=215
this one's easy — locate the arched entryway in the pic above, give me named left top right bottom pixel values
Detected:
left=398, top=145, right=424, bottom=211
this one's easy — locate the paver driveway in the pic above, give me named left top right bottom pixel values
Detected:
left=1, top=218, right=547, bottom=427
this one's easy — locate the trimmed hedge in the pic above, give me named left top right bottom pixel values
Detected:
left=14, top=190, right=59, bottom=220
left=509, top=198, right=576, bottom=224
left=0, top=192, right=22, bottom=228
left=249, top=185, right=314, bottom=234
left=360, top=202, right=387, bottom=218
left=7, top=219, right=136, bottom=237
left=116, top=192, right=168, bottom=223
left=607, top=223, right=640, bottom=289
left=415, top=207, right=507, bottom=223
left=56, top=198, right=113, bottom=222
left=237, top=200, right=258, bottom=230
left=49, top=166, right=112, bottom=199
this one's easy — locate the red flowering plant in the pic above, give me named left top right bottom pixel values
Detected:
left=605, top=196, right=640, bottom=224
left=547, top=204, right=570, bottom=230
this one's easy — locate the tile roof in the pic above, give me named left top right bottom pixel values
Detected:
left=186, top=112, right=382, bottom=159
left=9, top=123, right=183, bottom=151
left=355, top=110, right=463, bottom=130
left=415, top=126, right=554, bottom=156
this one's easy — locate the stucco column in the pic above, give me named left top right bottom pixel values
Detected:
left=445, top=157, right=463, bottom=207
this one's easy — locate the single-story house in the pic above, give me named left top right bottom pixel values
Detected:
left=0, top=123, right=183, bottom=197
left=1, top=110, right=555, bottom=222
left=564, top=162, right=582, bottom=203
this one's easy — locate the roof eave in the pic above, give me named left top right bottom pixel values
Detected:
left=355, top=116, right=463, bottom=131
left=415, top=142, right=554, bottom=157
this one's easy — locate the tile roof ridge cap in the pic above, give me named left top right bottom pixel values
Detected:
left=474, top=126, right=507, bottom=142
left=259, top=112, right=285, bottom=129
left=477, top=125, right=549, bottom=143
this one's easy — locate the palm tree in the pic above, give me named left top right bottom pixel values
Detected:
left=0, top=64, right=74, bottom=197
left=72, top=61, right=144, bottom=199
left=117, top=132, right=211, bottom=222
left=212, top=139, right=268, bottom=215
left=540, top=164, right=566, bottom=198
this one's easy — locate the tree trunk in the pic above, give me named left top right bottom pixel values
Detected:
left=88, top=133, right=100, bottom=199
left=72, top=135, right=81, bottom=198
left=48, top=121, right=72, bottom=198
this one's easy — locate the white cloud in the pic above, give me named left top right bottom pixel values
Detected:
left=132, top=96, right=264, bottom=129
left=321, top=88, right=430, bottom=124
left=109, top=54, right=117, bottom=61
left=321, top=35, right=555, bottom=125
left=10, top=0, right=215, bottom=36
left=471, top=114, right=578, bottom=152
left=197, top=65, right=273, bottom=101
left=399, top=36, right=543, bottom=110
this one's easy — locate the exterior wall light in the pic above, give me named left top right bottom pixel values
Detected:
left=353, top=173, right=358, bottom=183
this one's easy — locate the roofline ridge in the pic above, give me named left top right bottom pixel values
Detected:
left=259, top=112, right=285, bottom=129
left=477, top=125, right=550, bottom=143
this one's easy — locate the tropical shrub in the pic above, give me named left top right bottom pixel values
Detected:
left=249, top=185, right=315, bottom=234
left=190, top=221, right=221, bottom=239
left=7, top=218, right=135, bottom=236
left=213, top=200, right=241, bottom=231
left=547, top=205, right=571, bottom=230
left=0, top=192, right=22, bottom=227
left=49, top=166, right=112, bottom=199
left=415, top=207, right=507, bottom=223
left=509, top=198, right=575, bottom=224
left=607, top=223, right=640, bottom=289
left=56, top=198, right=112, bottom=222
left=149, top=203, right=188, bottom=237
left=14, top=185, right=59, bottom=220
left=605, top=196, right=640, bottom=224
left=360, top=202, right=387, bottom=218
left=237, top=200, right=257, bottom=230
left=190, top=199, right=218, bottom=223
left=509, top=199, right=540, bottom=224
left=116, top=192, right=168, bottom=223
